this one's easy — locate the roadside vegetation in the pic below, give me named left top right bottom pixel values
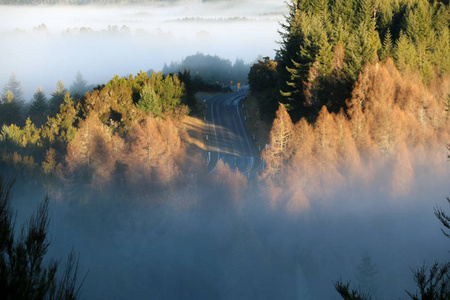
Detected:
left=0, top=0, right=449, bottom=297
left=246, top=0, right=450, bottom=298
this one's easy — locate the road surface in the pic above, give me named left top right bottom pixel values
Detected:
left=203, top=92, right=261, bottom=176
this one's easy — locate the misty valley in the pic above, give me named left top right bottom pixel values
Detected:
left=1, top=0, right=450, bottom=299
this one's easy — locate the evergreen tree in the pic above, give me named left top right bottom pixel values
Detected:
left=0, top=176, right=82, bottom=299
left=29, top=87, right=48, bottom=127
left=331, top=0, right=355, bottom=26
left=2, top=73, right=24, bottom=103
left=177, top=70, right=196, bottom=109
left=69, top=72, right=88, bottom=98
left=356, top=0, right=375, bottom=29
left=433, top=26, right=450, bottom=76
left=345, top=23, right=377, bottom=80
left=248, top=57, right=280, bottom=121
left=48, top=80, right=68, bottom=116
left=277, top=0, right=305, bottom=119
left=1, top=73, right=24, bottom=126
left=380, top=29, right=393, bottom=60
left=356, top=254, right=378, bottom=299
left=0, top=90, right=22, bottom=126
left=137, top=85, right=161, bottom=116
left=404, top=0, right=435, bottom=81
left=395, top=30, right=417, bottom=72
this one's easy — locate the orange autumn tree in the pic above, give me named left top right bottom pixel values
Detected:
left=260, top=58, right=450, bottom=212
left=214, top=160, right=248, bottom=205
left=65, top=112, right=120, bottom=188
left=125, top=116, right=186, bottom=188
left=260, top=104, right=296, bottom=206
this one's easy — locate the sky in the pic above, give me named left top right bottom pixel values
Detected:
left=0, top=0, right=287, bottom=99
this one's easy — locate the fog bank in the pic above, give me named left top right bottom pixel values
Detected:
left=0, top=0, right=286, bottom=99
left=10, top=161, right=449, bottom=299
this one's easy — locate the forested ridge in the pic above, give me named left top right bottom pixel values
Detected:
left=0, top=0, right=449, bottom=298
left=258, top=59, right=449, bottom=212
left=250, top=0, right=450, bottom=122
left=246, top=0, right=450, bottom=298
left=246, top=0, right=450, bottom=212
left=0, top=71, right=203, bottom=201
left=163, top=53, right=251, bottom=88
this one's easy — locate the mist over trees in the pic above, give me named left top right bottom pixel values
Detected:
left=258, top=58, right=449, bottom=214
left=244, top=0, right=450, bottom=298
left=0, top=73, right=25, bottom=127
left=69, top=72, right=89, bottom=99
left=163, top=53, right=251, bottom=87
left=0, top=70, right=194, bottom=199
left=0, top=0, right=448, bottom=298
left=247, top=0, right=449, bottom=210
left=0, top=176, right=82, bottom=299
left=252, top=0, right=450, bottom=122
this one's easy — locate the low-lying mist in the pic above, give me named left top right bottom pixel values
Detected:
left=0, top=0, right=285, bottom=99
left=10, top=156, right=450, bottom=299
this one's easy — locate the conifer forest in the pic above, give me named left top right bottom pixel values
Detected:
left=0, top=0, right=449, bottom=299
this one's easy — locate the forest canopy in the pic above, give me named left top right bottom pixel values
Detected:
left=0, top=71, right=193, bottom=198
left=247, top=0, right=450, bottom=213
left=163, top=52, right=251, bottom=87
left=250, top=0, right=450, bottom=122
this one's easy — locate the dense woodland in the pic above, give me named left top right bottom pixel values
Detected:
left=162, top=53, right=251, bottom=88
left=0, top=71, right=202, bottom=202
left=250, top=0, right=450, bottom=121
left=246, top=0, right=450, bottom=298
left=248, top=0, right=450, bottom=210
left=0, top=0, right=447, bottom=215
left=0, top=0, right=449, bottom=298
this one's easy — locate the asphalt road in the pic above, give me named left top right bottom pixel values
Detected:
left=204, top=91, right=261, bottom=176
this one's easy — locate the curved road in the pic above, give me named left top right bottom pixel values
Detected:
left=204, top=92, right=261, bottom=176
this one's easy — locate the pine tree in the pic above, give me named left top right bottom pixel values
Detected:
left=380, top=29, right=393, bottom=61
left=48, top=80, right=68, bottom=116
left=2, top=73, right=24, bottom=103
left=432, top=26, right=450, bottom=76
left=277, top=0, right=306, bottom=118
left=394, top=30, right=417, bottom=72
left=0, top=176, right=82, bottom=299
left=356, top=254, right=378, bottom=299
left=331, top=0, right=355, bottom=26
left=69, top=72, right=88, bottom=98
left=29, top=87, right=48, bottom=127
left=137, top=85, right=161, bottom=116
left=404, top=0, right=435, bottom=81
left=356, top=0, right=375, bottom=29
left=0, top=90, right=22, bottom=126
left=344, top=21, right=380, bottom=82
left=1, top=73, right=24, bottom=126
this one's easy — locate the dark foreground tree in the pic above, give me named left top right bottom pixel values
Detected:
left=28, top=87, right=48, bottom=127
left=335, top=259, right=450, bottom=300
left=334, top=279, right=371, bottom=300
left=335, top=144, right=450, bottom=299
left=0, top=176, right=84, bottom=299
left=405, top=263, right=450, bottom=300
